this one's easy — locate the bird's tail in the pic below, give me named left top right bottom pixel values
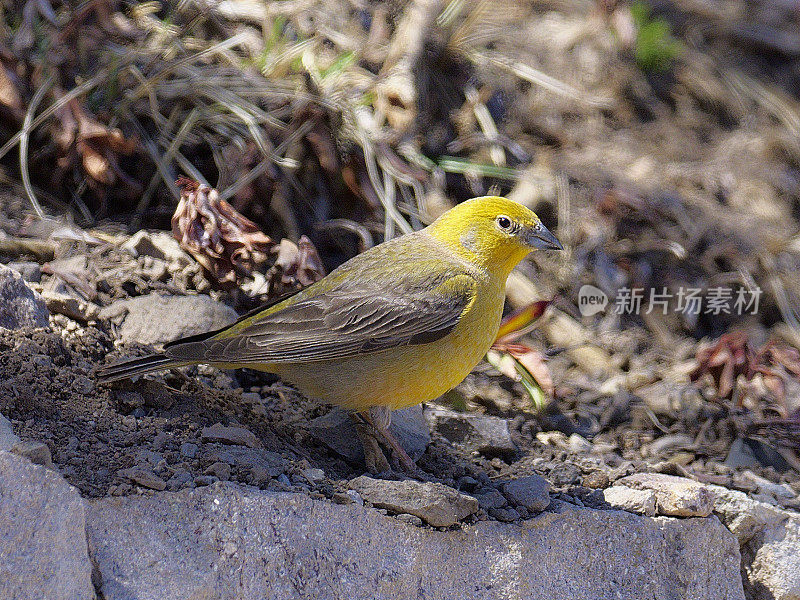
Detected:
left=95, top=353, right=190, bottom=383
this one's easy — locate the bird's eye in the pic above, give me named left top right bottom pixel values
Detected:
left=496, top=215, right=513, bottom=231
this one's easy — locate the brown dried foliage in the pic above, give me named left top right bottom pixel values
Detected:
left=690, top=332, right=800, bottom=414
left=171, top=178, right=274, bottom=289
left=171, top=179, right=325, bottom=294
left=267, top=236, right=326, bottom=297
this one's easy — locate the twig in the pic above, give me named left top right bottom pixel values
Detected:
left=0, top=238, right=57, bottom=261
left=19, top=75, right=54, bottom=219
left=136, top=108, right=200, bottom=216
left=217, top=118, right=313, bottom=203
left=465, top=84, right=505, bottom=167
left=316, top=219, right=375, bottom=251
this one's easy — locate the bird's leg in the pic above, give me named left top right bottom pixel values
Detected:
left=352, top=414, right=392, bottom=474
left=362, top=406, right=417, bottom=473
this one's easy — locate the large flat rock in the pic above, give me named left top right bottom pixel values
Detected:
left=710, top=484, right=800, bottom=600
left=87, top=482, right=744, bottom=600
left=0, top=451, right=94, bottom=600
left=99, top=293, right=237, bottom=345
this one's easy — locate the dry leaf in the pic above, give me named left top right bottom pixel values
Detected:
left=172, top=178, right=275, bottom=289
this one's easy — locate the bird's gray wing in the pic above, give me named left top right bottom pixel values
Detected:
left=166, top=270, right=477, bottom=365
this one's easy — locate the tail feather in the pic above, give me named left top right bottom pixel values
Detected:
left=95, top=353, right=188, bottom=383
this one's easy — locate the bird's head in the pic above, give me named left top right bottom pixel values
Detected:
left=425, top=196, right=562, bottom=276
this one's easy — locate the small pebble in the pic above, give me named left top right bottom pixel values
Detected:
left=180, top=443, right=198, bottom=459
left=346, top=489, right=363, bottom=506
left=332, top=492, right=355, bottom=504
left=502, top=475, right=551, bottom=512
left=194, top=475, right=219, bottom=486
left=118, top=466, right=166, bottom=491
left=152, top=432, right=170, bottom=452
left=302, top=467, right=325, bottom=483
left=549, top=463, right=582, bottom=487
left=205, top=462, right=231, bottom=481
left=474, top=487, right=507, bottom=510
left=396, top=513, right=424, bottom=526
left=568, top=433, right=593, bottom=453
left=488, top=507, right=520, bottom=522
left=457, top=476, right=479, bottom=492
left=583, top=471, right=610, bottom=489
left=166, top=470, right=193, bottom=491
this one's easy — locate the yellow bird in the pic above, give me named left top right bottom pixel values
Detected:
left=97, top=196, right=561, bottom=469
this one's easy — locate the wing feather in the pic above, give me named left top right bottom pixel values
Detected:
left=166, top=267, right=477, bottom=365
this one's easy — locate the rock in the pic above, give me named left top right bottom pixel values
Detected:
left=118, top=466, right=167, bottom=491
left=706, top=483, right=800, bottom=599
left=205, top=461, right=231, bottom=481
left=739, top=470, right=796, bottom=500
left=749, top=517, right=800, bottom=600
left=134, top=449, right=163, bottom=466
left=725, top=437, right=792, bottom=473
left=99, top=293, right=237, bottom=345
left=39, top=290, right=100, bottom=322
left=536, top=430, right=569, bottom=447
left=425, top=407, right=516, bottom=456
left=166, top=469, right=193, bottom=491
left=180, top=442, right=198, bottom=458
left=568, top=433, right=593, bottom=453
left=152, top=432, right=170, bottom=452
left=11, top=440, right=54, bottom=468
left=488, top=506, right=520, bottom=522
left=194, top=475, right=218, bottom=486
left=501, top=475, right=551, bottom=512
left=603, top=486, right=657, bottom=516
left=0, top=451, right=93, bottom=599
left=0, top=412, right=21, bottom=451
left=5, top=261, right=41, bottom=283
left=301, top=467, right=325, bottom=483
left=308, top=405, right=430, bottom=464
left=549, top=462, right=582, bottom=486
left=395, top=513, right=424, bottom=526
left=121, top=230, right=193, bottom=267
left=201, top=423, right=260, bottom=448
left=135, top=448, right=164, bottom=467
left=349, top=475, right=479, bottom=527
left=474, top=487, right=508, bottom=510
left=0, top=264, right=49, bottom=329
left=582, top=470, right=610, bottom=489
left=617, top=473, right=715, bottom=517
left=204, top=446, right=285, bottom=480
left=86, top=483, right=745, bottom=600
left=116, top=390, right=145, bottom=411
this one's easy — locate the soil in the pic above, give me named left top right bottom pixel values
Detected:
left=2, top=0, right=800, bottom=524
left=1, top=295, right=798, bottom=520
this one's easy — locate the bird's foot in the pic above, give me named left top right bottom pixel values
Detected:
left=354, top=406, right=423, bottom=477
left=353, top=418, right=392, bottom=474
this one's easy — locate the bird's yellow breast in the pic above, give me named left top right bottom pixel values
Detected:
left=272, top=276, right=505, bottom=411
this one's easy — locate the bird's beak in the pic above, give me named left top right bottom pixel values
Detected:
left=525, top=223, right=563, bottom=250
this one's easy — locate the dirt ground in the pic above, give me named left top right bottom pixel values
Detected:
left=2, top=0, right=800, bottom=522
left=1, top=281, right=797, bottom=520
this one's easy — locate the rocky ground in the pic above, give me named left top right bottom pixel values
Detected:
left=1, top=229, right=799, bottom=599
